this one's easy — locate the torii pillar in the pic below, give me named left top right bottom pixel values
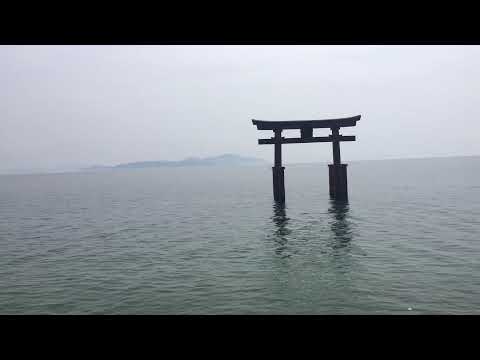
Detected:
left=328, top=126, right=348, bottom=200
left=272, top=129, right=285, bottom=202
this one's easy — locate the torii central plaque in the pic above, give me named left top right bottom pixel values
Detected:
left=252, top=115, right=361, bottom=202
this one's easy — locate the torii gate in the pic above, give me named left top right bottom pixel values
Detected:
left=252, top=115, right=361, bottom=202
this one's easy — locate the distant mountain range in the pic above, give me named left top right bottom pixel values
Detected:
left=86, top=154, right=267, bottom=170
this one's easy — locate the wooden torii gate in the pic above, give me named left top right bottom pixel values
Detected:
left=252, top=115, right=361, bottom=202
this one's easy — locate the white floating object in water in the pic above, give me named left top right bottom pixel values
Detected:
left=408, top=307, right=412, bottom=311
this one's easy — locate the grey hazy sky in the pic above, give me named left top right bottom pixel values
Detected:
left=2, top=45, right=480, bottom=172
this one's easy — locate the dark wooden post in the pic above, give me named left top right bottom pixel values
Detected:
left=272, top=129, right=285, bottom=202
left=329, top=127, right=348, bottom=200
left=331, top=127, right=341, bottom=165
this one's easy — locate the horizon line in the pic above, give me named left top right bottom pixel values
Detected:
left=1, top=153, right=480, bottom=177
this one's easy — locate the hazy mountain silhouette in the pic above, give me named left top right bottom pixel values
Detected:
left=86, top=154, right=267, bottom=170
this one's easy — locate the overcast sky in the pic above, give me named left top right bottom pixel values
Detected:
left=2, top=45, right=480, bottom=172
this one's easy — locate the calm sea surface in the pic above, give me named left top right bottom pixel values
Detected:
left=1, top=157, right=479, bottom=314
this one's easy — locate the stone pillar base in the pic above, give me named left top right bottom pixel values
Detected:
left=328, top=164, right=348, bottom=200
left=272, top=166, right=285, bottom=203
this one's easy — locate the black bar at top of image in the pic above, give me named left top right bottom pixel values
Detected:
left=2, top=9, right=480, bottom=45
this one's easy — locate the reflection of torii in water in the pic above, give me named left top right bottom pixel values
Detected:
left=271, top=202, right=291, bottom=257
left=270, top=200, right=354, bottom=257
left=328, top=200, right=353, bottom=250
left=252, top=115, right=361, bottom=203
left=272, top=203, right=289, bottom=235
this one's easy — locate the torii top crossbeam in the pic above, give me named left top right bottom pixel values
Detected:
left=251, top=115, right=361, bottom=146
left=252, top=115, right=360, bottom=130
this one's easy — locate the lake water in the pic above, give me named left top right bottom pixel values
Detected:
left=1, top=157, right=479, bottom=314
